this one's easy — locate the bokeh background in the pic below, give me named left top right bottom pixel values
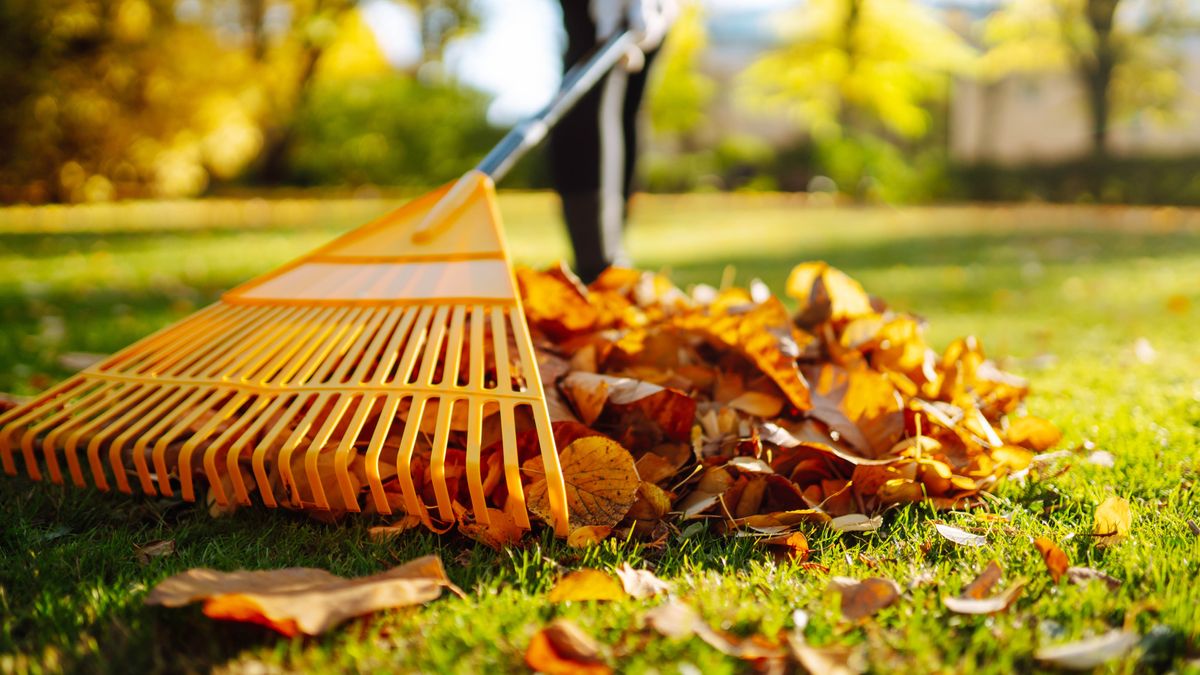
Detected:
left=3, top=0, right=1199, bottom=205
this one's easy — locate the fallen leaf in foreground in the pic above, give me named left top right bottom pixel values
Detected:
left=785, top=632, right=865, bottom=675
left=548, top=569, right=627, bottom=603
left=1034, top=630, right=1139, bottom=670
left=1033, top=537, right=1069, bottom=583
left=614, top=563, right=671, bottom=599
left=943, top=562, right=1024, bottom=616
left=368, top=515, right=423, bottom=541
left=828, top=577, right=901, bottom=621
left=1093, top=496, right=1132, bottom=547
left=933, top=523, right=986, bottom=547
left=829, top=514, right=883, bottom=533
left=645, top=600, right=785, bottom=660
left=1065, top=566, right=1122, bottom=590
left=566, top=526, right=613, bottom=548
left=144, top=555, right=460, bottom=636
left=525, top=619, right=611, bottom=675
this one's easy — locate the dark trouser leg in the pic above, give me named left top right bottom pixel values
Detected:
left=549, top=0, right=658, bottom=284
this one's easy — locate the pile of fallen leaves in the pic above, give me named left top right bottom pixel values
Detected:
left=485, top=260, right=1061, bottom=546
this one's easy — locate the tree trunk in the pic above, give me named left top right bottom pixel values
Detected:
left=1082, top=0, right=1120, bottom=159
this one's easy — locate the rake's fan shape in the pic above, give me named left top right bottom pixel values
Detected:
left=0, top=173, right=571, bottom=535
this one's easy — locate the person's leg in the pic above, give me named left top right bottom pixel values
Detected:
left=621, top=46, right=658, bottom=205
left=549, top=0, right=629, bottom=284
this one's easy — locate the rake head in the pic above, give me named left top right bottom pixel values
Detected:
left=0, top=172, right=570, bottom=535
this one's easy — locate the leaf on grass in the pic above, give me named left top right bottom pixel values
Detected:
left=135, top=540, right=175, bottom=565
left=1066, top=567, right=1122, bottom=590
left=566, top=526, right=613, bottom=548
left=1005, top=416, right=1062, bottom=451
left=1033, top=537, right=1070, bottom=583
left=614, top=563, right=671, bottom=599
left=1094, top=496, right=1132, bottom=547
left=1034, top=630, right=1140, bottom=670
left=785, top=633, right=865, bottom=675
left=962, top=560, right=1003, bottom=599
left=644, top=600, right=785, bottom=660
left=934, top=523, right=987, bottom=547
left=526, top=436, right=640, bottom=529
left=828, top=577, right=901, bottom=621
left=761, top=531, right=810, bottom=560
left=525, top=619, right=611, bottom=675
left=368, top=515, right=424, bottom=541
left=943, top=573, right=1024, bottom=616
left=458, top=508, right=524, bottom=550
left=829, top=514, right=883, bottom=532
left=144, top=555, right=458, bottom=636
left=548, top=569, right=627, bottom=603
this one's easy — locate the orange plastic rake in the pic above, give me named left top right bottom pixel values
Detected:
left=0, top=32, right=638, bottom=536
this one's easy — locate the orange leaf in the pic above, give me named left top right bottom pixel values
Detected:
left=145, top=555, right=458, bottom=636
left=1033, top=537, right=1069, bottom=583
left=829, top=577, right=901, bottom=621
left=525, top=619, right=611, bottom=675
left=1005, top=416, right=1062, bottom=451
left=566, top=526, right=613, bottom=548
left=458, top=508, right=525, bottom=550
left=547, top=569, right=627, bottom=603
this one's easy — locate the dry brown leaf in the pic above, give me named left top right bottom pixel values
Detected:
left=644, top=600, right=785, bottom=660
left=144, top=555, right=458, bottom=636
left=547, top=569, right=627, bottom=603
left=526, top=436, right=640, bottom=529
left=1094, top=496, right=1132, bottom=547
left=1066, top=566, right=1122, bottom=590
left=933, top=523, right=987, bottom=548
left=525, top=619, right=611, bottom=675
left=786, top=633, right=865, bottom=675
left=828, top=577, right=901, bottom=621
left=566, top=526, right=613, bottom=548
left=458, top=508, right=524, bottom=550
left=943, top=575, right=1024, bottom=615
left=1033, top=537, right=1070, bottom=583
left=134, top=539, right=175, bottom=565
left=368, top=515, right=424, bottom=541
left=787, top=262, right=875, bottom=324
left=962, top=560, right=1003, bottom=599
left=1034, top=630, right=1140, bottom=670
left=614, top=563, right=671, bottom=599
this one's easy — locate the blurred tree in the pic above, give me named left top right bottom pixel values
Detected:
left=646, top=2, right=715, bottom=151
left=740, top=0, right=974, bottom=199
left=981, top=0, right=1193, bottom=158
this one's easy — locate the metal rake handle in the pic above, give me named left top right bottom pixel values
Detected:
left=413, top=31, right=636, bottom=243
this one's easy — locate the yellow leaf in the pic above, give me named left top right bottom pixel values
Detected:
left=566, top=526, right=613, bottom=548
left=547, top=569, right=627, bottom=603
left=1094, top=496, right=1131, bottom=546
left=526, top=436, right=640, bottom=529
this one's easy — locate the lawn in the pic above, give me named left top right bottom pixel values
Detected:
left=1, top=195, right=1198, bottom=673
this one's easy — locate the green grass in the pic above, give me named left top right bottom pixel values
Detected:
left=1, top=195, right=1198, bottom=673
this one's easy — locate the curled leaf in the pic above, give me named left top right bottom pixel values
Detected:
left=144, top=555, right=458, bottom=636
left=934, top=523, right=987, bottom=547
left=1035, top=630, right=1139, bottom=670
left=566, top=526, right=613, bottom=548
left=614, top=563, right=671, bottom=599
left=1093, top=496, right=1132, bottom=547
left=525, top=619, right=611, bottom=675
left=828, top=577, right=901, bottom=621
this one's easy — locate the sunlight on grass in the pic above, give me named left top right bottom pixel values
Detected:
left=1, top=195, right=1197, bottom=672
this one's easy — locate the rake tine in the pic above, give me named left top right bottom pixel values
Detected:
left=13, top=378, right=108, bottom=482
left=491, top=306, right=512, bottom=392
left=302, top=393, right=356, bottom=510
left=177, top=391, right=252, bottom=501
left=305, top=307, right=368, bottom=384
left=275, top=392, right=332, bottom=507
left=499, top=401, right=530, bottom=528
left=150, top=387, right=226, bottom=497
left=204, top=394, right=275, bottom=505
left=329, top=308, right=388, bottom=383
left=102, top=303, right=235, bottom=372
left=390, top=306, right=434, bottom=385
left=251, top=394, right=307, bottom=507
left=128, top=386, right=194, bottom=494
left=465, top=397, right=489, bottom=524
left=429, top=395, right=458, bottom=522
left=370, top=307, right=419, bottom=386
left=363, top=394, right=401, bottom=515
left=237, top=306, right=340, bottom=383
left=62, top=383, right=156, bottom=491
left=469, top=306, right=485, bottom=388
left=0, top=376, right=87, bottom=476
left=332, top=394, right=376, bottom=511
left=415, top=306, right=451, bottom=386
left=100, top=386, right=178, bottom=493
left=348, top=307, right=404, bottom=385
left=270, top=307, right=353, bottom=385
left=394, top=395, right=431, bottom=524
